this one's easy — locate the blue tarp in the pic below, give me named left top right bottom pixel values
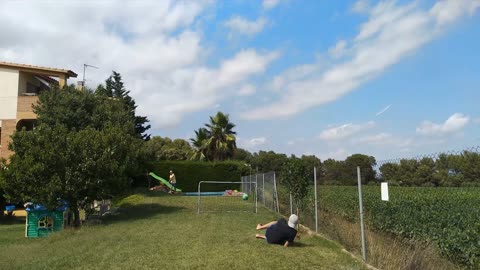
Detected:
left=25, top=201, right=68, bottom=212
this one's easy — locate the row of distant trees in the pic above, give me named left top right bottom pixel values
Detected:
left=147, top=136, right=480, bottom=188
left=379, top=152, right=480, bottom=187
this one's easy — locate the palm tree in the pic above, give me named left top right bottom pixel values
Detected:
left=205, top=112, right=237, bottom=161
left=190, top=128, right=210, bottom=161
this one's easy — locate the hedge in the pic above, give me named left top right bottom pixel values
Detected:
left=145, top=161, right=250, bottom=192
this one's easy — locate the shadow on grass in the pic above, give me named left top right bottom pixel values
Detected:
left=142, top=190, right=171, bottom=197
left=0, top=216, right=26, bottom=226
left=101, top=203, right=186, bottom=225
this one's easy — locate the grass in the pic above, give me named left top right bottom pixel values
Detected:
left=0, top=191, right=369, bottom=270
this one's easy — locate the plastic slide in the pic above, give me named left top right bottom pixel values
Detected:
left=149, top=172, right=182, bottom=192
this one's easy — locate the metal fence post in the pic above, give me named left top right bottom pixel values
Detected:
left=289, top=193, right=293, bottom=215
left=249, top=174, right=252, bottom=194
left=273, top=172, right=280, bottom=213
left=314, top=167, right=318, bottom=233
left=262, top=173, right=265, bottom=206
left=255, top=175, right=258, bottom=213
left=357, top=166, right=367, bottom=261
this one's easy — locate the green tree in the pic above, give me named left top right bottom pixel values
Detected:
left=379, top=163, right=400, bottom=184
left=397, top=159, right=418, bottom=186
left=146, top=136, right=192, bottom=161
left=250, top=151, right=288, bottom=173
left=2, top=85, right=143, bottom=226
left=190, top=112, right=237, bottom=161
left=190, top=128, right=210, bottom=161
left=344, top=154, right=377, bottom=185
left=232, top=148, right=253, bottom=163
left=300, top=155, right=322, bottom=182
left=205, top=112, right=237, bottom=161
left=96, top=71, right=151, bottom=140
left=321, top=159, right=345, bottom=185
left=414, top=157, right=436, bottom=186
left=281, top=157, right=310, bottom=216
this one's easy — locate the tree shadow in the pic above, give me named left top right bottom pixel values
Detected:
left=142, top=190, right=170, bottom=197
left=0, top=215, right=26, bottom=225
left=100, top=203, right=186, bottom=225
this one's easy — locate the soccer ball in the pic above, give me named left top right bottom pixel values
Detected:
left=242, top=193, right=249, bottom=200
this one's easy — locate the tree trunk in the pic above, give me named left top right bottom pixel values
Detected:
left=73, top=207, right=81, bottom=227
left=0, top=202, right=4, bottom=219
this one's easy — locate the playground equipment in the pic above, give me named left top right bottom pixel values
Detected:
left=24, top=203, right=68, bottom=238
left=5, top=205, right=15, bottom=216
left=149, top=172, right=182, bottom=192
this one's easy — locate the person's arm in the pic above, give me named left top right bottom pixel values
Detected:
left=284, top=241, right=290, bottom=247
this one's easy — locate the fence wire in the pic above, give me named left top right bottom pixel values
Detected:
left=242, top=172, right=279, bottom=213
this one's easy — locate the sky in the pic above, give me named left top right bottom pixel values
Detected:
left=1, top=0, right=479, bottom=161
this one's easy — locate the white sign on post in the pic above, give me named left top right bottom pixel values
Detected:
left=381, top=182, right=389, bottom=201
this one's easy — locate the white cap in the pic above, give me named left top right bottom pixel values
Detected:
left=288, top=214, right=298, bottom=228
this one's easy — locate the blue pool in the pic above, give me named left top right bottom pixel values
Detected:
left=183, top=192, right=225, bottom=196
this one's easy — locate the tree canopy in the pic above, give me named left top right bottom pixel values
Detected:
left=96, top=71, right=151, bottom=140
left=146, top=136, right=192, bottom=161
left=190, top=112, right=237, bottom=161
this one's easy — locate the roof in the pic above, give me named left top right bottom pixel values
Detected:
left=0, top=61, right=77, bottom=78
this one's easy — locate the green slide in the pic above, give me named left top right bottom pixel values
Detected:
left=149, top=172, right=182, bottom=192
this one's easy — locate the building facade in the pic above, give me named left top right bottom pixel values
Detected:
left=0, top=62, right=77, bottom=160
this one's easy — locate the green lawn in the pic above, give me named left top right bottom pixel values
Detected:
left=0, top=191, right=368, bottom=270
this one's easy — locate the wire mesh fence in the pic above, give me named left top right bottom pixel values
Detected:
left=197, top=181, right=257, bottom=213
left=240, top=146, right=480, bottom=269
left=241, top=172, right=279, bottom=213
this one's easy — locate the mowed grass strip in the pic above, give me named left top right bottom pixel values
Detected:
left=0, top=191, right=368, bottom=270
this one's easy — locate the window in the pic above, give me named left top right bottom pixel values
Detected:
left=38, top=215, right=54, bottom=229
left=26, top=82, right=39, bottom=94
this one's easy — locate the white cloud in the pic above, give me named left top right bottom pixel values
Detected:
left=357, top=133, right=394, bottom=145
left=242, top=0, right=480, bottom=120
left=416, top=113, right=470, bottom=135
left=224, top=16, right=267, bottom=36
left=237, top=84, right=256, bottom=96
left=238, top=137, right=267, bottom=150
left=0, top=1, right=280, bottom=128
left=376, top=104, right=391, bottom=116
left=352, top=0, right=371, bottom=14
left=287, top=137, right=305, bottom=146
left=328, top=40, right=348, bottom=58
left=319, top=148, right=350, bottom=161
left=263, top=0, right=280, bottom=10
left=430, top=0, right=480, bottom=26
left=267, top=63, right=319, bottom=92
left=319, top=121, right=375, bottom=141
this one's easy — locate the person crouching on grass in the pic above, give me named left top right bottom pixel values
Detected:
left=255, top=214, right=298, bottom=247
left=169, top=170, right=176, bottom=194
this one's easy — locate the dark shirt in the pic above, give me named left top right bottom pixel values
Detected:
left=265, top=218, right=297, bottom=245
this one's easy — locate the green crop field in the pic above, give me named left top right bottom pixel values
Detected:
left=316, top=186, right=480, bottom=268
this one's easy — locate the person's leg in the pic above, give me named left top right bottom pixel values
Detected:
left=255, top=234, right=266, bottom=239
left=256, top=221, right=277, bottom=230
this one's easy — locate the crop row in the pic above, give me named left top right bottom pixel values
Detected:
left=314, top=186, right=480, bottom=268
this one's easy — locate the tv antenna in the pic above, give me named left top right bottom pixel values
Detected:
left=82, top=63, right=99, bottom=86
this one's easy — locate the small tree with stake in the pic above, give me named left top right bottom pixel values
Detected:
left=281, top=157, right=310, bottom=219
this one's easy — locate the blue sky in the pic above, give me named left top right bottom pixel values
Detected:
left=1, top=0, right=479, bottom=160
